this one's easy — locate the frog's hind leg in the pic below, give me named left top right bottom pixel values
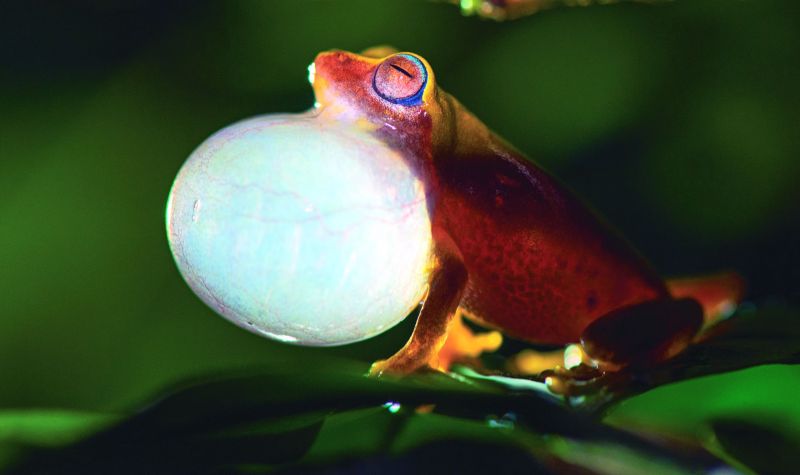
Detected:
left=575, top=273, right=744, bottom=373
left=666, top=271, right=745, bottom=325
left=435, top=310, right=503, bottom=372
left=510, top=280, right=735, bottom=376
left=580, top=298, right=704, bottom=371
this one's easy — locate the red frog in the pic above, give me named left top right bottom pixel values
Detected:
left=311, top=47, right=743, bottom=376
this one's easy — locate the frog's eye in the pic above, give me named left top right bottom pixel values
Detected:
left=372, top=54, right=427, bottom=106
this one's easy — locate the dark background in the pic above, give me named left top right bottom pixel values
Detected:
left=1, top=0, right=799, bottom=449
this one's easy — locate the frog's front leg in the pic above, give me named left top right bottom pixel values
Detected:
left=369, top=233, right=468, bottom=377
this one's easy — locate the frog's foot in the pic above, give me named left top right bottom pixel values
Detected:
left=508, top=348, right=568, bottom=375
left=580, top=297, right=704, bottom=371
left=528, top=299, right=705, bottom=398
left=368, top=317, right=500, bottom=376
left=508, top=343, right=591, bottom=375
left=538, top=363, right=611, bottom=398
left=369, top=357, right=428, bottom=376
left=369, top=352, right=437, bottom=377
left=435, top=312, right=502, bottom=372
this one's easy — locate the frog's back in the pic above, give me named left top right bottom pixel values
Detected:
left=432, top=144, right=668, bottom=345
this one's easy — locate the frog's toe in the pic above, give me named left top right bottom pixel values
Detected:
left=368, top=358, right=393, bottom=377
left=368, top=356, right=436, bottom=377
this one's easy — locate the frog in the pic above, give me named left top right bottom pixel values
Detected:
left=167, top=46, right=743, bottom=379
left=308, top=46, right=743, bottom=376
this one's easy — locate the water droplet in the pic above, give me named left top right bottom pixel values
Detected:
left=487, top=412, right=516, bottom=430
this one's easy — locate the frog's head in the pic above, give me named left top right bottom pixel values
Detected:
left=310, top=48, right=472, bottom=157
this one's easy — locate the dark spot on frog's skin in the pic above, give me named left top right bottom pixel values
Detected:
left=586, top=293, right=598, bottom=311
left=440, top=154, right=554, bottom=234
left=246, top=320, right=254, bottom=326
left=494, top=193, right=504, bottom=207
left=573, top=261, right=585, bottom=274
left=495, top=173, right=521, bottom=188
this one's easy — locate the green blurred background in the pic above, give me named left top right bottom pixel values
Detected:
left=1, top=0, right=799, bottom=444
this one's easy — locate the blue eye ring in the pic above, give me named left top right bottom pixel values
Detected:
left=372, top=54, right=428, bottom=107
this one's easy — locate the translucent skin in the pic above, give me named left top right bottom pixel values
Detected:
left=312, top=50, right=668, bottom=346
left=167, top=115, right=433, bottom=345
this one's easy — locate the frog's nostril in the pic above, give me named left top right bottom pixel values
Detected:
left=315, top=50, right=349, bottom=64
left=312, top=51, right=353, bottom=76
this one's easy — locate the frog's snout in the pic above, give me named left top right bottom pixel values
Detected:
left=318, top=50, right=381, bottom=74
left=311, top=50, right=362, bottom=83
left=309, top=50, right=345, bottom=93
left=310, top=50, right=377, bottom=107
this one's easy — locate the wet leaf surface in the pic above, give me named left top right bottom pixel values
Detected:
left=5, top=306, right=799, bottom=474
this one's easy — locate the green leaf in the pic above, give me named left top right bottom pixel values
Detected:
left=0, top=409, right=117, bottom=448
left=710, top=418, right=800, bottom=475
left=0, top=409, right=117, bottom=473
left=7, top=364, right=727, bottom=474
